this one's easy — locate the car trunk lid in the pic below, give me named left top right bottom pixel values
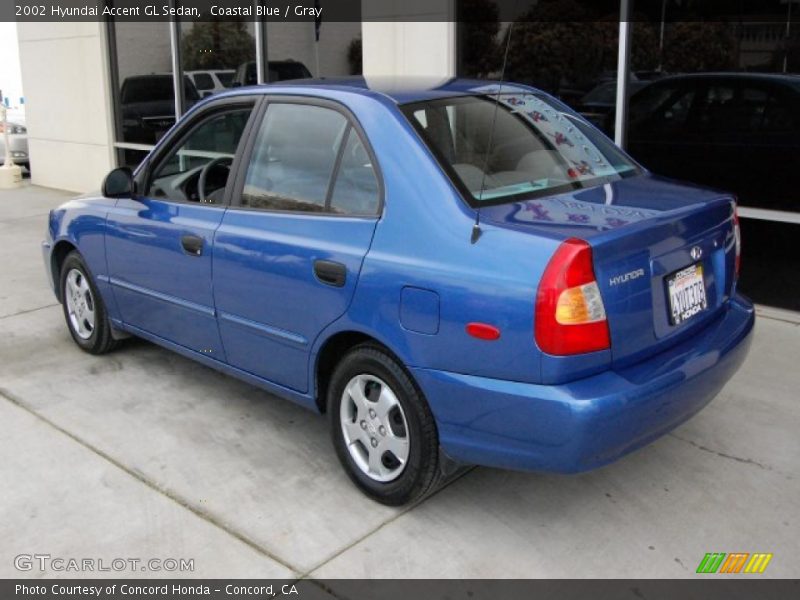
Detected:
left=481, top=174, right=738, bottom=367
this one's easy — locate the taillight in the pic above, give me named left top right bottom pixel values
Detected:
left=733, top=204, right=741, bottom=279
left=535, top=238, right=610, bottom=355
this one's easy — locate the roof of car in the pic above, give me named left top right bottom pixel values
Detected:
left=222, top=76, right=540, bottom=104
left=647, top=72, right=800, bottom=86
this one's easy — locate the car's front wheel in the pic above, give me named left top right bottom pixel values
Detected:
left=328, top=343, right=444, bottom=505
left=60, top=251, right=118, bottom=355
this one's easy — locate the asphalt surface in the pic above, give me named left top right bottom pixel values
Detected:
left=1, top=183, right=798, bottom=579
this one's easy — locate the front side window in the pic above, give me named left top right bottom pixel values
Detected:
left=241, top=103, right=380, bottom=215
left=148, top=107, right=252, bottom=204
left=402, top=91, right=638, bottom=206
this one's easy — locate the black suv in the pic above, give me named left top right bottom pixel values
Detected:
left=120, top=74, right=200, bottom=145
left=627, top=73, right=800, bottom=213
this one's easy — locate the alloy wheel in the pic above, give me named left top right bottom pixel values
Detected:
left=64, top=268, right=95, bottom=340
left=339, top=374, right=410, bottom=483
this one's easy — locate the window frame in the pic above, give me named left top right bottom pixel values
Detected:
left=228, top=95, right=385, bottom=219
left=135, top=95, right=262, bottom=207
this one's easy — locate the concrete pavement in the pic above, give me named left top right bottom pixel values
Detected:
left=1, top=184, right=798, bottom=579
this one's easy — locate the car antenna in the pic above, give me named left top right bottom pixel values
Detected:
left=472, top=19, right=516, bottom=245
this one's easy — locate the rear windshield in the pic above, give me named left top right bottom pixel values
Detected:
left=402, top=91, right=639, bottom=206
left=269, top=62, right=312, bottom=81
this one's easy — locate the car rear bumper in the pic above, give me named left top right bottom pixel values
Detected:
left=412, top=294, right=754, bottom=473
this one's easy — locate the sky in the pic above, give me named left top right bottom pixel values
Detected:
left=0, top=22, right=24, bottom=108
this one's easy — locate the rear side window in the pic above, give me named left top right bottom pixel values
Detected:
left=694, top=83, right=794, bottom=134
left=241, top=103, right=380, bottom=215
left=329, top=128, right=380, bottom=215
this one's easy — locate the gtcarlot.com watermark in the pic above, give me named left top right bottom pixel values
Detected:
left=14, top=553, right=194, bottom=573
left=13, top=583, right=300, bottom=598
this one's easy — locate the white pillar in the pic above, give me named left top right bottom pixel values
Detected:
left=361, top=1, right=455, bottom=80
left=16, top=22, right=116, bottom=192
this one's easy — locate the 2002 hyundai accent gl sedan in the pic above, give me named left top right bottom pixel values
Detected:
left=42, top=78, right=754, bottom=505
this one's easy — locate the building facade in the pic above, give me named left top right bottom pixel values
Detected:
left=13, top=0, right=800, bottom=310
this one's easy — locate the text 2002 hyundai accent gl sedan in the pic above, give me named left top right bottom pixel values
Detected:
left=43, top=78, right=754, bottom=505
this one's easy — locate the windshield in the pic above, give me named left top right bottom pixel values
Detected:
left=582, top=82, right=617, bottom=104
left=121, top=76, right=198, bottom=103
left=402, top=92, right=639, bottom=206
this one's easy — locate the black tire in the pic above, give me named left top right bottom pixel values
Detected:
left=59, top=251, right=118, bottom=355
left=328, top=343, right=444, bottom=506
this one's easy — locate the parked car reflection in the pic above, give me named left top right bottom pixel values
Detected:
left=627, top=73, right=800, bottom=213
left=231, top=60, right=312, bottom=87
left=577, top=80, right=648, bottom=130
left=0, top=119, right=29, bottom=171
left=120, top=74, right=200, bottom=145
left=186, top=70, right=236, bottom=98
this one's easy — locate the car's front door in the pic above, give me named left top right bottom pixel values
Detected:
left=213, top=99, right=382, bottom=392
left=105, top=99, right=256, bottom=358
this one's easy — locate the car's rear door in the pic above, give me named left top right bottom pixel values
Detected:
left=212, top=97, right=382, bottom=392
left=105, top=97, right=257, bottom=358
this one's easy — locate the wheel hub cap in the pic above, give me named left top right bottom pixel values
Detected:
left=340, top=374, right=410, bottom=483
left=64, top=269, right=96, bottom=340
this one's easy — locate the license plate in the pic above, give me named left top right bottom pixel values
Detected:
left=666, top=263, right=707, bottom=325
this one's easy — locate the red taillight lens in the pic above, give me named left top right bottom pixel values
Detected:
left=733, top=204, right=741, bottom=279
left=535, top=238, right=610, bottom=355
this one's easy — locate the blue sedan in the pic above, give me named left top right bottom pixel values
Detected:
left=42, top=78, right=754, bottom=505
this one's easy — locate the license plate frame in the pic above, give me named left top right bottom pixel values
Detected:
left=666, top=263, right=708, bottom=326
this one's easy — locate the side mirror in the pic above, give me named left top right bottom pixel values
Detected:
left=102, top=167, right=134, bottom=198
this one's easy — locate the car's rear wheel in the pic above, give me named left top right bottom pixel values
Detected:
left=60, top=251, right=117, bottom=355
left=328, top=343, right=444, bottom=505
